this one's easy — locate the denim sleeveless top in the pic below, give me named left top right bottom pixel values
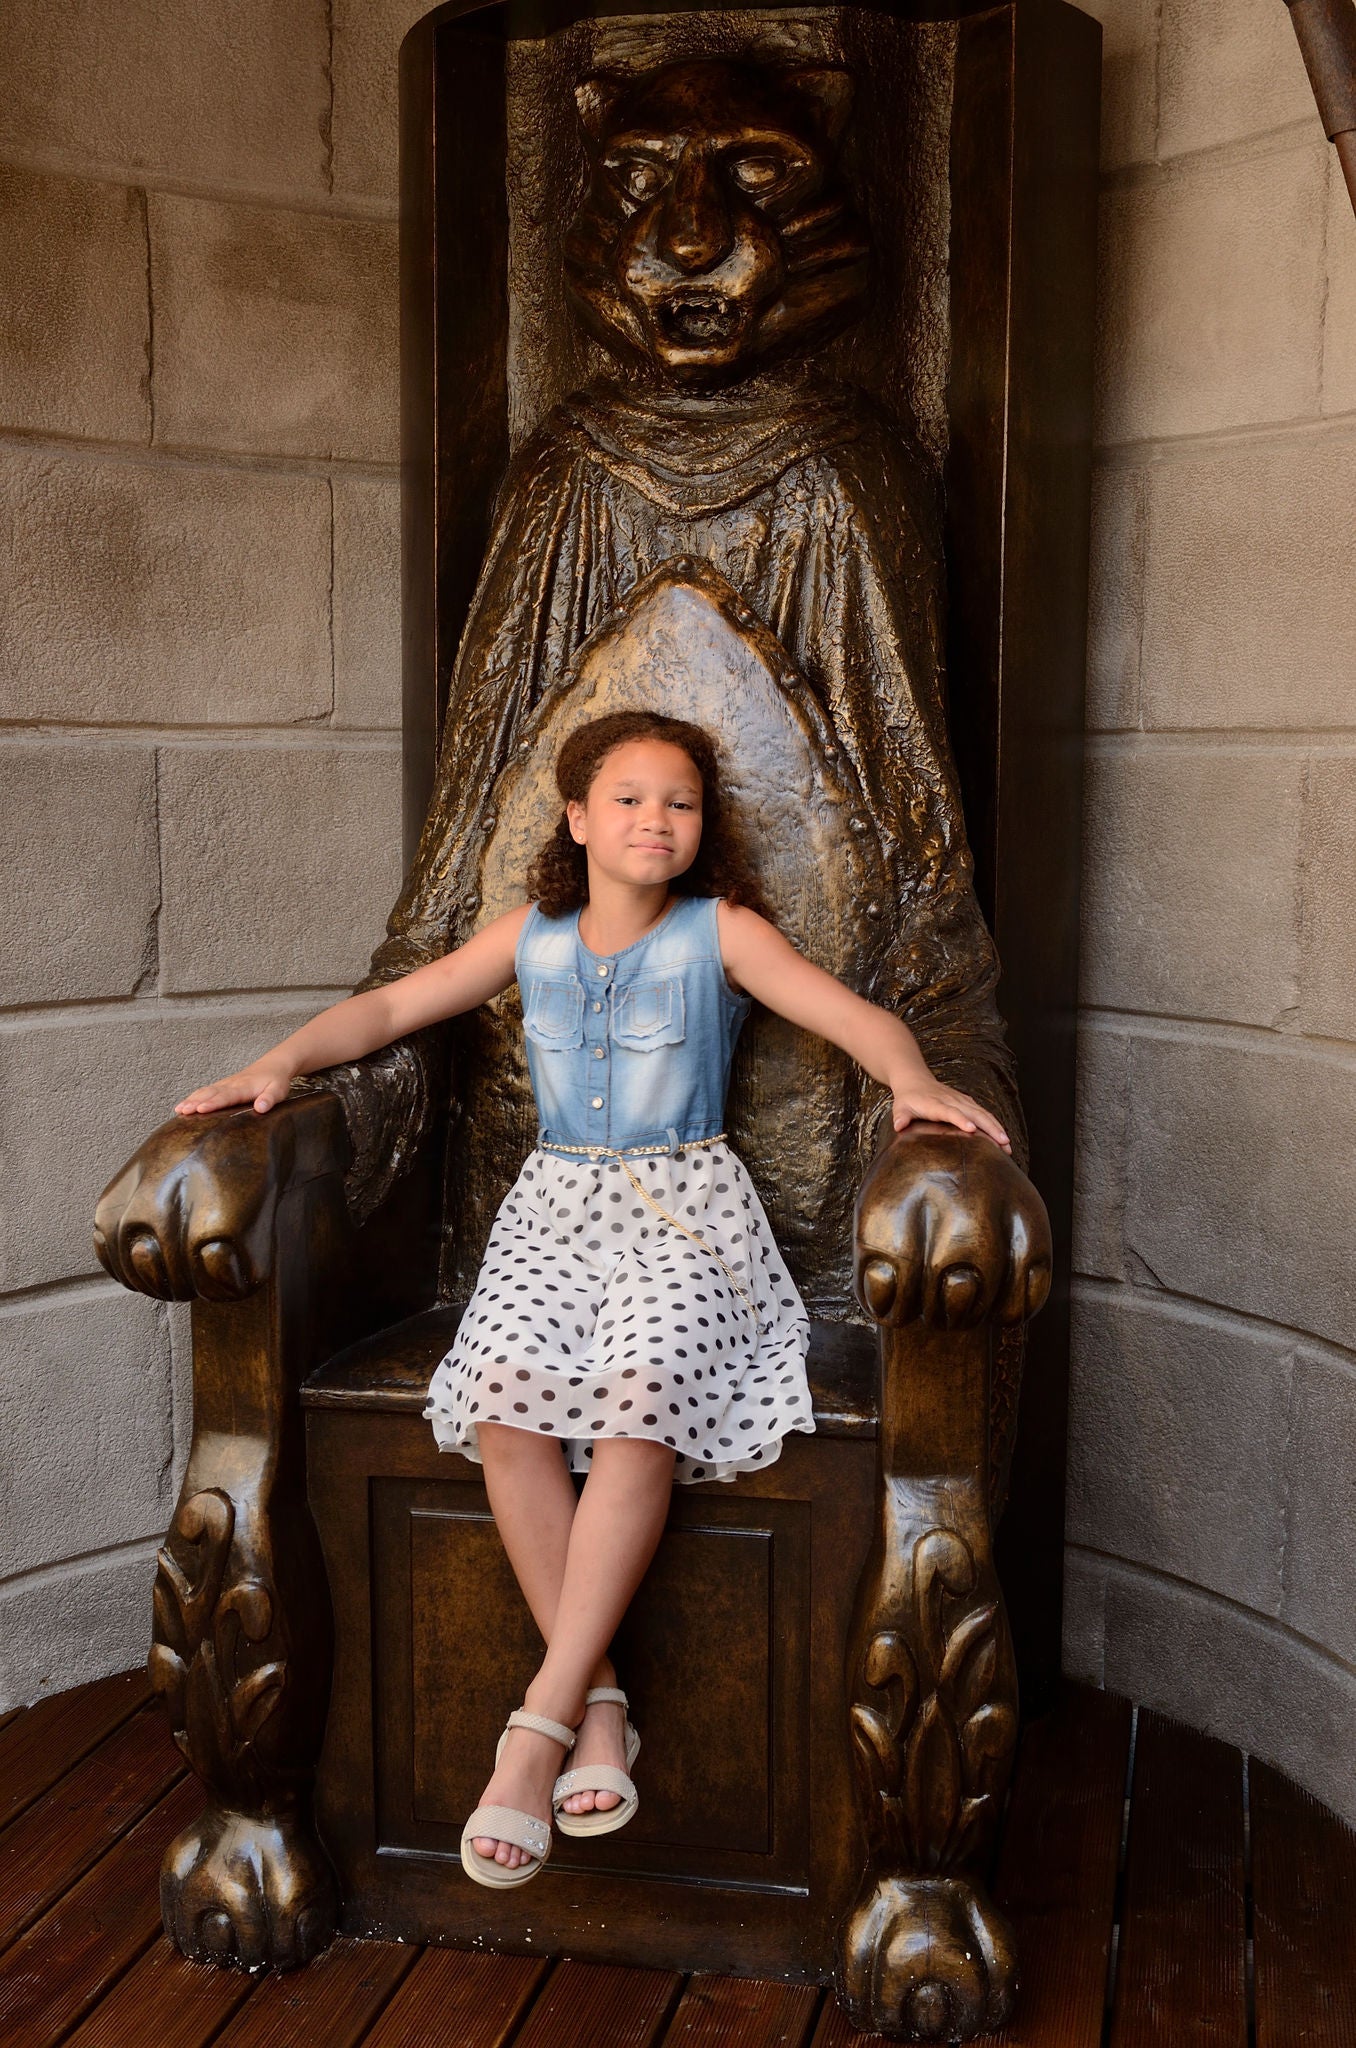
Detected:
left=514, top=894, right=751, bottom=1154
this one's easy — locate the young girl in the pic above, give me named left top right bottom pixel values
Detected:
left=174, top=708, right=1009, bottom=1892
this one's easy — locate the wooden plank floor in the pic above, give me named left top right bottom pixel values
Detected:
left=2, top=1675, right=1355, bottom=2047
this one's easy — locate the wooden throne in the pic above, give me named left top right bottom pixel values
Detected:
left=92, top=3, right=1098, bottom=2040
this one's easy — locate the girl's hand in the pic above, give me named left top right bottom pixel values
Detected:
left=891, top=1077, right=1011, bottom=1153
left=174, top=1059, right=296, bottom=1117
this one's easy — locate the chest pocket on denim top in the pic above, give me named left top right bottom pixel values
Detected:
left=522, top=974, right=585, bottom=1048
left=611, top=977, right=686, bottom=1051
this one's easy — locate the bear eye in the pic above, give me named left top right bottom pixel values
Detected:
left=730, top=155, right=786, bottom=196
left=610, top=155, right=668, bottom=204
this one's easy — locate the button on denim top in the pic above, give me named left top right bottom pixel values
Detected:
left=514, top=893, right=751, bottom=1153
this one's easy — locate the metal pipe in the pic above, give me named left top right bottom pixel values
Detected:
left=1284, top=0, right=1356, bottom=214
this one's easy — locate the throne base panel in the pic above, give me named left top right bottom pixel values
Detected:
left=306, top=1394, right=876, bottom=1980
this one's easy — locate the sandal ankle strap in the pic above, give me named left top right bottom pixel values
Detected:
left=506, top=1708, right=576, bottom=1749
left=584, top=1686, right=629, bottom=1709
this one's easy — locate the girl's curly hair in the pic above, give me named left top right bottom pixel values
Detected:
left=526, top=709, right=772, bottom=920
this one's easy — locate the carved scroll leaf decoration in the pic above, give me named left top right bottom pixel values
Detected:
left=149, top=1487, right=286, bottom=1801
left=915, top=1530, right=974, bottom=1681
left=218, top=1584, right=286, bottom=1744
left=850, top=1528, right=1017, bottom=1873
left=149, top=1488, right=233, bottom=1737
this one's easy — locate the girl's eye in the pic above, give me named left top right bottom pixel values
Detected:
left=613, top=796, right=696, bottom=808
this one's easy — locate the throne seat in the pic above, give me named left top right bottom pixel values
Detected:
left=302, top=1304, right=879, bottom=1438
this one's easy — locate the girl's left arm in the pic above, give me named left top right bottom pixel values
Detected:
left=716, top=902, right=1011, bottom=1153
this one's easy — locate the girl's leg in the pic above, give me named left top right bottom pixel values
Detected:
left=476, top=1420, right=579, bottom=1641
left=477, top=1424, right=629, bottom=1821
left=471, top=1432, right=675, bottom=1867
left=524, top=1434, right=675, bottom=1712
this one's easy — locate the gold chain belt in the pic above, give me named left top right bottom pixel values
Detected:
left=536, top=1132, right=760, bottom=1331
left=537, top=1132, right=728, bottom=1159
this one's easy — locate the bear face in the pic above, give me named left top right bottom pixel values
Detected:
left=563, top=58, right=870, bottom=389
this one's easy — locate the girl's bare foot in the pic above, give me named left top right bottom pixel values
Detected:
left=558, top=1663, right=629, bottom=1818
left=470, top=1689, right=577, bottom=1870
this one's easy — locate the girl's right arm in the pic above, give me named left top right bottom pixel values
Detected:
left=174, top=902, right=534, bottom=1116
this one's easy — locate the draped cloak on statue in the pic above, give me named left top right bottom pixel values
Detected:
left=303, top=369, right=1024, bottom=1325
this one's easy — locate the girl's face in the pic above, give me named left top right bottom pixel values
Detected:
left=565, top=737, right=704, bottom=888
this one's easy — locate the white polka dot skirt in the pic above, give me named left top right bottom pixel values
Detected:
left=423, top=1142, right=815, bottom=1485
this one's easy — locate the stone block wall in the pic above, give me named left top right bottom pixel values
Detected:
left=0, top=0, right=420, bottom=1704
left=1072, top=0, right=1356, bottom=1824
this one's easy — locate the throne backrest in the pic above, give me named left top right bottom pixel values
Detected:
left=409, top=7, right=971, bottom=1319
left=444, top=559, right=892, bottom=1316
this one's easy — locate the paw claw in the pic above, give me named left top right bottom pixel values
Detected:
left=860, top=1255, right=897, bottom=1319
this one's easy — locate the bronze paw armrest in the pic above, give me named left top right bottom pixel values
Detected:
left=93, top=1094, right=353, bottom=1969
left=836, top=1124, right=1052, bottom=2043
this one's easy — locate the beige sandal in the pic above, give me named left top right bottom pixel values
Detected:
left=552, top=1685, right=642, bottom=1838
left=460, top=1708, right=576, bottom=1887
